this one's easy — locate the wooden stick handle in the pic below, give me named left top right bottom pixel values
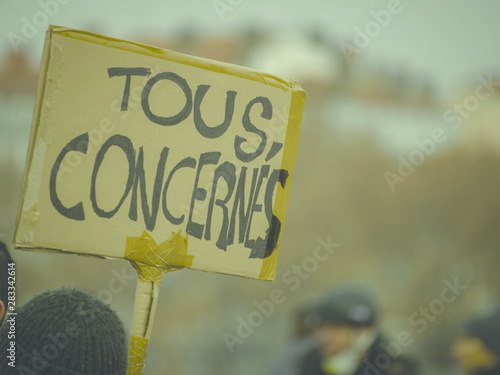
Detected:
left=126, top=274, right=161, bottom=375
left=124, top=230, right=190, bottom=374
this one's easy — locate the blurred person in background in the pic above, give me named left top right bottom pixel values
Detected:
left=0, top=241, right=13, bottom=323
left=271, top=285, right=418, bottom=375
left=0, top=286, right=128, bottom=374
left=453, top=309, right=500, bottom=375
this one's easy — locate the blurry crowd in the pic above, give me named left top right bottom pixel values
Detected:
left=2, top=241, right=500, bottom=374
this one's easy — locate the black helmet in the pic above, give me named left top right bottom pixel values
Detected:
left=307, top=285, right=378, bottom=328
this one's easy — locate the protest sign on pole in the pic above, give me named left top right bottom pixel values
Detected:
left=14, top=25, right=305, bottom=373
left=15, top=25, right=305, bottom=281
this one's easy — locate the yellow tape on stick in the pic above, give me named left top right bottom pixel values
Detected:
left=127, top=336, right=149, bottom=375
left=125, top=230, right=193, bottom=285
left=125, top=230, right=192, bottom=375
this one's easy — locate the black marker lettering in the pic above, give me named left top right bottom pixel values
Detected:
left=234, top=96, right=271, bottom=162
left=252, top=168, right=289, bottom=259
left=50, top=132, right=89, bottom=221
left=108, top=67, right=151, bottom=111
left=128, top=147, right=169, bottom=231
left=204, top=162, right=237, bottom=250
left=193, top=85, right=236, bottom=138
left=246, top=165, right=270, bottom=256
left=186, top=152, right=221, bottom=239
left=90, top=135, right=135, bottom=218
left=141, top=72, right=192, bottom=126
left=162, top=156, right=197, bottom=225
left=227, top=167, right=259, bottom=246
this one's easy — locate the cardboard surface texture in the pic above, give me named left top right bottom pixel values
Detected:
left=14, top=25, right=305, bottom=281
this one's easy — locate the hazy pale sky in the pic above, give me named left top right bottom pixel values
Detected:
left=1, top=0, right=499, bottom=97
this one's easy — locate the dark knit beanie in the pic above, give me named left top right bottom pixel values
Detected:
left=464, top=308, right=500, bottom=358
left=307, top=286, right=378, bottom=328
left=0, top=287, right=127, bottom=375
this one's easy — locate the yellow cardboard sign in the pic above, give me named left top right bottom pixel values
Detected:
left=14, top=26, right=305, bottom=281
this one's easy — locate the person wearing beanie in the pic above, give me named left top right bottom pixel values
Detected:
left=0, top=287, right=128, bottom=375
left=271, top=285, right=418, bottom=375
left=453, top=309, right=500, bottom=375
left=0, top=242, right=14, bottom=323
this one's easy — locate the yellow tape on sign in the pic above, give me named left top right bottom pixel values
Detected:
left=258, top=86, right=305, bottom=280
left=125, top=230, right=193, bottom=285
left=127, top=336, right=149, bottom=375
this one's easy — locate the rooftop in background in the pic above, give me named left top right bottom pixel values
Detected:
left=0, top=27, right=442, bottom=109
left=0, top=50, right=38, bottom=96
left=2, top=27, right=497, bottom=163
